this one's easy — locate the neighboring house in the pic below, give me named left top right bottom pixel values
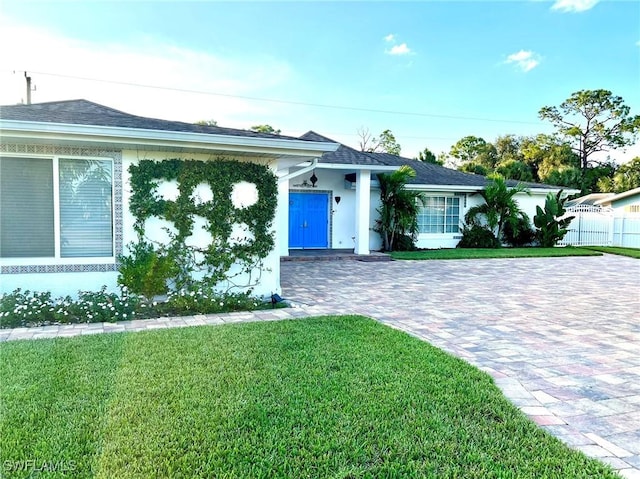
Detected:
left=560, top=188, right=640, bottom=247
left=0, top=100, right=337, bottom=297
left=293, top=132, right=574, bottom=250
left=0, top=100, right=573, bottom=298
left=593, top=187, right=640, bottom=214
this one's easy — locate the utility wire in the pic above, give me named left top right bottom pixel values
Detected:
left=4, top=69, right=543, bottom=126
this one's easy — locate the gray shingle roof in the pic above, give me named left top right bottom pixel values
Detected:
left=0, top=99, right=304, bottom=141
left=301, top=131, right=559, bottom=190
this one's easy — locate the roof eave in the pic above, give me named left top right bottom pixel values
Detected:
left=0, top=119, right=339, bottom=157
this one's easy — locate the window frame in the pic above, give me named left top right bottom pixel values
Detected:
left=0, top=153, right=116, bottom=266
left=416, top=195, right=462, bottom=235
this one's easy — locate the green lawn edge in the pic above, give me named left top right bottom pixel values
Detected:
left=0, top=315, right=620, bottom=478
left=579, top=246, right=640, bottom=259
left=390, top=247, right=603, bottom=261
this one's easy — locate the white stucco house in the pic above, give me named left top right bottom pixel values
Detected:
left=1, top=100, right=571, bottom=298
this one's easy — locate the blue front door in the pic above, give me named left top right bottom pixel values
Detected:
left=289, top=192, right=329, bottom=249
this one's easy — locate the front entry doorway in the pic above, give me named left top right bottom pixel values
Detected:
left=288, top=192, right=329, bottom=249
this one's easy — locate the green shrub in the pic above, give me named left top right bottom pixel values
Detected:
left=503, top=215, right=536, bottom=247
left=118, top=241, right=176, bottom=300
left=457, top=224, right=500, bottom=249
left=0, top=287, right=139, bottom=329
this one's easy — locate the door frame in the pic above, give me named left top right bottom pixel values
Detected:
left=288, top=189, right=332, bottom=249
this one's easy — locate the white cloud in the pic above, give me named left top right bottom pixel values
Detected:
left=0, top=15, right=295, bottom=126
left=384, top=33, right=395, bottom=42
left=551, top=0, right=599, bottom=13
left=505, top=50, right=541, bottom=72
left=387, top=43, right=412, bottom=56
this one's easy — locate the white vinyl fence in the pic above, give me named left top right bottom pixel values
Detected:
left=559, top=205, right=640, bottom=248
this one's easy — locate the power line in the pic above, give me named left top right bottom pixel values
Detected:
left=4, top=69, right=543, bottom=126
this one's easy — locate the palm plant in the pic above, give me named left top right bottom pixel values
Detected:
left=375, top=165, right=427, bottom=251
left=465, top=175, right=530, bottom=244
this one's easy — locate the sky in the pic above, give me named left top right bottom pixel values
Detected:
left=1, top=0, right=639, bottom=161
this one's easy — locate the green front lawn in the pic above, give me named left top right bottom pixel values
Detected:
left=390, top=247, right=603, bottom=261
left=580, top=246, right=640, bottom=259
left=0, top=316, right=618, bottom=478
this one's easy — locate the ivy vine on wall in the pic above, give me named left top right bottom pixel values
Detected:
left=120, top=158, right=277, bottom=296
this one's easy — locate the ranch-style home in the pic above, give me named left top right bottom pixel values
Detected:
left=0, top=100, right=570, bottom=298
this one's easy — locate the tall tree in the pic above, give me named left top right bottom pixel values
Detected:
left=375, top=165, right=426, bottom=251
left=539, top=90, right=640, bottom=182
left=415, top=147, right=443, bottom=165
left=250, top=124, right=281, bottom=135
left=358, top=128, right=402, bottom=155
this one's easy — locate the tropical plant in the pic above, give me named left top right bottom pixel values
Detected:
left=503, top=214, right=536, bottom=247
left=375, top=165, right=426, bottom=251
left=533, top=191, right=575, bottom=247
left=464, top=175, right=530, bottom=244
left=456, top=224, right=500, bottom=249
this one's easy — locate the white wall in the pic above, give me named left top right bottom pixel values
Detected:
left=121, top=150, right=280, bottom=298
left=0, top=272, right=119, bottom=298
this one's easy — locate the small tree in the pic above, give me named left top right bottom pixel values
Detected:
left=465, top=175, right=530, bottom=244
left=533, top=191, right=575, bottom=247
left=375, top=165, right=426, bottom=251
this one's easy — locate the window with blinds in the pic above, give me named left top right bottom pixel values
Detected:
left=417, top=196, right=460, bottom=234
left=0, top=156, right=113, bottom=259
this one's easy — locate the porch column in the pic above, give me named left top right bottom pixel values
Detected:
left=354, top=169, right=371, bottom=255
left=277, top=168, right=290, bottom=256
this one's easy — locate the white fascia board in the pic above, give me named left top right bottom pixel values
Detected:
left=0, top=120, right=339, bottom=157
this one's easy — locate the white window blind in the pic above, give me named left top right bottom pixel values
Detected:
left=0, top=157, right=55, bottom=257
left=59, top=159, right=113, bottom=257
left=0, top=156, right=113, bottom=260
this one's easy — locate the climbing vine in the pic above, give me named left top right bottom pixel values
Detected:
left=120, top=158, right=277, bottom=296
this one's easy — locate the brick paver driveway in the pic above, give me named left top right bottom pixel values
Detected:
left=282, top=254, right=640, bottom=477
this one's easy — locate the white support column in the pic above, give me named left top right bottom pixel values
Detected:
left=276, top=168, right=290, bottom=256
left=354, top=169, right=371, bottom=255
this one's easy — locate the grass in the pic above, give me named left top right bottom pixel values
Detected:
left=0, top=316, right=619, bottom=478
left=580, top=246, right=640, bottom=259
left=390, top=246, right=603, bottom=261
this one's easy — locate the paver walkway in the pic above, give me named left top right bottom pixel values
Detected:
left=281, top=255, right=640, bottom=478
left=1, top=254, right=638, bottom=476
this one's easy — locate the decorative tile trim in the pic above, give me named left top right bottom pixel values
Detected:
left=1, top=264, right=117, bottom=274
left=0, top=144, right=123, bottom=275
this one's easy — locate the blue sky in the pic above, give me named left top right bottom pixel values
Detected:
left=1, top=0, right=638, bottom=160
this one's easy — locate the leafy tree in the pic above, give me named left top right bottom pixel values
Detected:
left=539, top=89, right=640, bottom=187
left=465, top=175, right=530, bottom=243
left=450, top=136, right=498, bottom=170
left=358, top=128, right=402, bottom=155
left=533, top=191, right=574, bottom=247
left=415, top=147, right=443, bottom=165
left=250, top=124, right=281, bottom=135
left=459, top=162, right=489, bottom=176
left=375, top=165, right=426, bottom=251
left=495, top=159, right=534, bottom=182
left=194, top=119, right=218, bottom=126
left=597, top=157, right=640, bottom=193
left=520, top=134, right=580, bottom=186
